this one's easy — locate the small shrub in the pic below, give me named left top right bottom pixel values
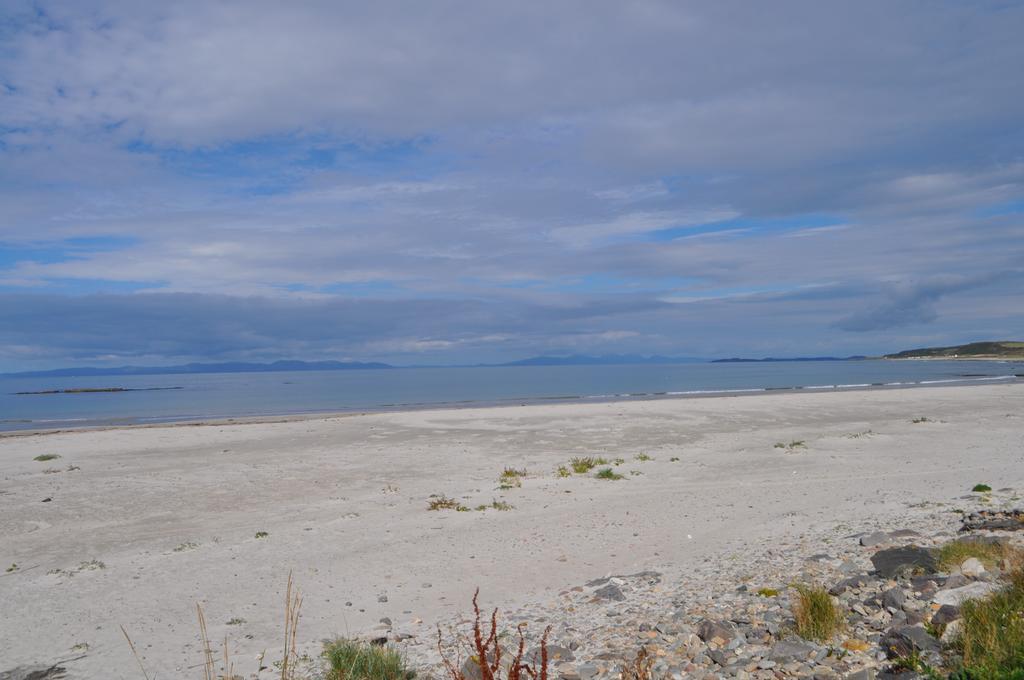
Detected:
left=226, top=617, right=246, bottom=625
left=613, top=457, right=625, bottom=466
left=952, top=568, right=1024, bottom=676
left=972, top=483, right=992, bottom=493
left=756, top=587, right=779, bottom=597
left=911, top=417, right=932, bottom=424
left=255, top=531, right=270, bottom=539
left=634, top=453, right=652, bottom=462
left=427, top=496, right=468, bottom=512
left=325, top=638, right=413, bottom=680
left=595, top=468, right=624, bottom=480
left=629, top=470, right=642, bottom=476
left=669, top=457, right=680, bottom=462
left=66, top=464, right=81, bottom=471
left=5, top=563, right=17, bottom=573
left=78, top=560, right=105, bottom=571
left=173, top=541, right=199, bottom=552
left=556, top=465, right=571, bottom=478
left=791, top=584, right=844, bottom=641
left=33, top=454, right=60, bottom=462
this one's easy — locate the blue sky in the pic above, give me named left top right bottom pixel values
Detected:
left=1, top=1, right=1023, bottom=370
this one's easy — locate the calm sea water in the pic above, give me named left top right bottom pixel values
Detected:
left=0, top=360, right=1021, bottom=432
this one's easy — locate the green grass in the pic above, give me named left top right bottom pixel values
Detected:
left=756, top=587, right=779, bottom=597
left=254, top=531, right=269, bottom=538
left=936, top=538, right=1021, bottom=572
left=972, top=483, right=993, bottom=492
left=5, top=563, right=17, bottom=573
left=323, top=638, right=414, bottom=680
left=226, top=617, right=245, bottom=625
left=951, top=568, right=1024, bottom=678
left=475, top=500, right=514, bottom=511
left=613, top=457, right=625, bottom=466
left=556, top=465, right=571, bottom=478
left=774, top=440, right=806, bottom=450
left=570, top=456, right=609, bottom=473
left=911, top=417, right=932, bottom=423
left=172, top=541, right=199, bottom=552
left=791, top=584, right=845, bottom=642
left=634, top=453, right=652, bottom=462
left=595, top=467, right=624, bottom=480
left=426, top=495, right=469, bottom=511
left=33, top=453, right=60, bottom=461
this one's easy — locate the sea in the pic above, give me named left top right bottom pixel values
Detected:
left=0, top=360, right=1021, bottom=433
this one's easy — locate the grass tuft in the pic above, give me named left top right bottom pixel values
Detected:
left=952, top=568, right=1024, bottom=677
left=427, top=495, right=469, bottom=512
left=972, top=483, right=992, bottom=493
left=791, top=584, right=844, bottom=641
left=33, top=453, right=60, bottom=461
left=936, top=538, right=1023, bottom=573
left=911, top=417, right=932, bottom=423
left=255, top=531, right=269, bottom=539
left=556, top=465, right=571, bottom=478
left=634, top=453, right=652, bottom=462
left=756, top=587, right=779, bottom=597
left=570, top=456, right=608, bottom=473
left=595, top=467, right=625, bottom=480
left=324, top=638, right=414, bottom=680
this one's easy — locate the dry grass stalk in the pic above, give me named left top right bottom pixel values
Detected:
left=621, top=647, right=653, bottom=680
left=439, top=589, right=550, bottom=680
left=120, top=625, right=151, bottom=680
left=280, top=571, right=303, bottom=680
left=197, top=603, right=216, bottom=680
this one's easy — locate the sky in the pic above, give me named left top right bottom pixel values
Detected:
left=1, top=1, right=1023, bottom=370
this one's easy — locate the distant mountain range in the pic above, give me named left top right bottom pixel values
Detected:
left=494, top=354, right=704, bottom=367
left=712, top=356, right=866, bottom=363
left=884, top=341, right=1024, bottom=360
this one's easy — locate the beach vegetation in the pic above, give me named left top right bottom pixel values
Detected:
left=324, top=638, right=414, bottom=680
left=427, top=495, right=469, bottom=511
left=43, top=467, right=61, bottom=474
left=936, top=538, right=1022, bottom=572
left=438, top=589, right=550, bottom=680
left=622, top=647, right=654, bottom=680
left=66, top=464, right=81, bottom=471
left=629, top=470, right=642, bottom=476
left=475, top=500, right=514, bottom=512
left=595, top=468, right=624, bottom=480
left=756, top=587, right=779, bottom=597
left=972, top=483, right=992, bottom=493
left=775, top=440, right=806, bottom=451
left=570, top=456, right=606, bottom=473
left=669, top=457, right=680, bottom=462
left=226, top=617, right=246, bottom=625
left=949, top=567, right=1024, bottom=678
left=255, top=531, right=270, bottom=539
left=556, top=465, right=571, bottom=478
left=33, top=453, right=60, bottom=461
left=634, top=453, right=652, bottom=462
left=791, top=584, right=844, bottom=641
left=173, top=541, right=199, bottom=552
left=613, top=457, right=625, bottom=466
left=498, top=468, right=525, bottom=489
left=5, top=563, right=16, bottom=573
left=911, top=417, right=932, bottom=423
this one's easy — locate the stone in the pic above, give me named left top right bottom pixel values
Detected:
left=881, top=587, right=906, bottom=611
left=697, top=619, right=737, bottom=646
left=829, top=575, right=872, bottom=595
left=526, top=645, right=575, bottom=665
left=879, top=625, right=939, bottom=659
left=940, top=619, right=963, bottom=644
left=870, top=547, right=937, bottom=578
left=860, top=532, right=889, bottom=547
left=930, top=604, right=960, bottom=626
left=593, top=583, right=626, bottom=602
left=959, top=558, right=985, bottom=578
left=932, top=582, right=998, bottom=607
left=845, top=669, right=875, bottom=680
left=769, top=638, right=817, bottom=662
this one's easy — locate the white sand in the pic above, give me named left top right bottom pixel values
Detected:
left=2, top=383, right=1023, bottom=677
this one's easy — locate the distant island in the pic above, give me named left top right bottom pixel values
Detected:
left=493, top=354, right=704, bottom=367
left=712, top=356, right=866, bottom=363
left=884, top=341, right=1024, bottom=360
left=3, top=359, right=394, bottom=379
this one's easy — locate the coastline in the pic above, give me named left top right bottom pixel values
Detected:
left=1, top=369, right=1020, bottom=438
left=2, top=382, right=1023, bottom=676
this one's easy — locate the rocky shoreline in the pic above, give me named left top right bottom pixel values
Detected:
left=381, top=489, right=1022, bottom=680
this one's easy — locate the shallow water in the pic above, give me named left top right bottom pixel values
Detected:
left=0, top=359, right=1020, bottom=432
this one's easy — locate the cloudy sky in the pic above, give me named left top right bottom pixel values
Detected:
left=1, top=1, right=1023, bottom=370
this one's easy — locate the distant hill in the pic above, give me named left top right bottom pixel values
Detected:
left=712, top=356, right=866, bottom=363
left=884, top=341, right=1024, bottom=360
left=3, top=359, right=394, bottom=378
left=496, top=354, right=704, bottom=367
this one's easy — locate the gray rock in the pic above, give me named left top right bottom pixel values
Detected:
left=879, top=625, right=939, bottom=659
left=845, top=669, right=875, bottom=680
left=870, top=547, right=937, bottom=578
left=881, top=587, right=906, bottom=611
left=593, top=583, right=625, bottom=601
left=697, top=619, right=737, bottom=645
left=526, top=645, right=575, bottom=665
left=709, top=649, right=730, bottom=666
left=860, top=531, right=890, bottom=547
left=577, top=663, right=599, bottom=680
left=931, top=604, right=960, bottom=625
left=769, top=638, right=817, bottom=661
left=829, top=575, right=872, bottom=595
left=959, top=557, right=986, bottom=578
left=933, top=581, right=998, bottom=607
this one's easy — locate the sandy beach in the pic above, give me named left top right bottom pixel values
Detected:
left=2, top=382, right=1023, bottom=678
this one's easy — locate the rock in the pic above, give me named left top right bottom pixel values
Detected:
left=860, top=532, right=889, bottom=547
left=377, top=593, right=388, bottom=603
left=940, top=619, right=963, bottom=643
left=577, top=663, right=599, bottom=680
left=870, top=547, right=937, bottom=578
left=960, top=558, right=986, bottom=578
left=709, top=649, right=729, bottom=666
left=769, top=638, right=817, bottom=662
left=943, top=573, right=970, bottom=589
left=829, top=575, right=872, bottom=595
left=696, top=619, right=737, bottom=646
left=877, top=672, right=920, bottom=680
left=845, top=670, right=875, bottom=680
left=593, top=583, right=625, bottom=602
left=881, top=587, right=906, bottom=611
left=879, top=626, right=939, bottom=658
left=933, top=582, right=999, bottom=607
left=526, top=645, right=575, bottom=666
left=931, top=604, right=960, bottom=625
left=0, top=666, right=67, bottom=680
